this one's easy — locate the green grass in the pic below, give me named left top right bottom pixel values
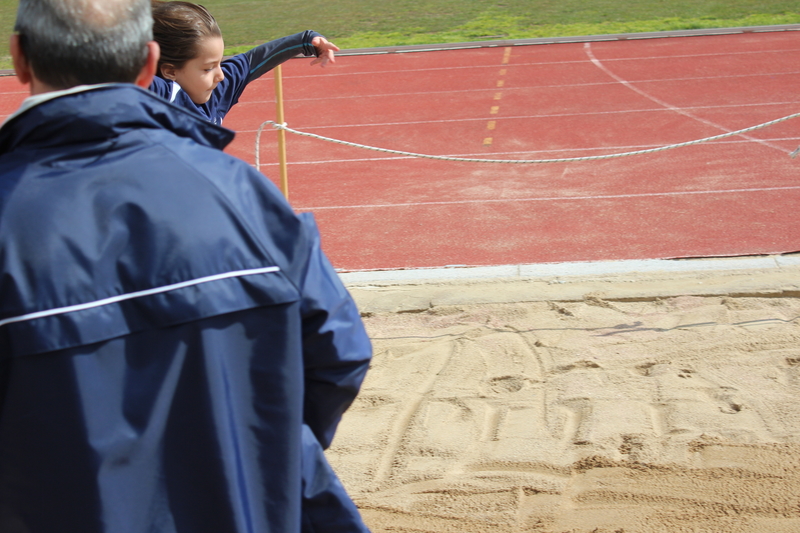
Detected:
left=323, top=13, right=800, bottom=51
left=0, top=1, right=798, bottom=69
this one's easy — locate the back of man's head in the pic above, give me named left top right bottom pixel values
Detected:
left=15, top=0, right=152, bottom=89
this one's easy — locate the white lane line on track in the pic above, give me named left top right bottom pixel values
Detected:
left=239, top=70, right=800, bottom=106
left=584, top=42, right=789, bottom=153
left=294, top=185, right=800, bottom=211
left=275, top=47, right=800, bottom=80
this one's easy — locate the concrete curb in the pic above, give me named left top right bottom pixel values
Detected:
left=344, top=255, right=800, bottom=313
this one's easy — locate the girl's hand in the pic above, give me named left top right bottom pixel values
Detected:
left=310, top=36, right=339, bottom=67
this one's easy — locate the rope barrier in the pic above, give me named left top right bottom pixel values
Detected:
left=255, top=111, right=800, bottom=166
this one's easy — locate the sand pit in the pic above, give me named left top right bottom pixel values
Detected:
left=328, top=258, right=800, bottom=533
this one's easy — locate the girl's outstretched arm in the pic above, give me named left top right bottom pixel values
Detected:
left=244, top=30, right=328, bottom=84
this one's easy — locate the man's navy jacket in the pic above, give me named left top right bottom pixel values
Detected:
left=0, top=85, right=372, bottom=532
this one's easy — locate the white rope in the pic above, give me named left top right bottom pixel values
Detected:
left=254, top=120, right=286, bottom=170
left=255, top=112, right=800, bottom=165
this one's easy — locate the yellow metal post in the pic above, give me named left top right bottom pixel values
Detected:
left=274, top=64, right=289, bottom=199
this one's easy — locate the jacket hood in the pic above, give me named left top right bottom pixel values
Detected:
left=0, top=84, right=235, bottom=154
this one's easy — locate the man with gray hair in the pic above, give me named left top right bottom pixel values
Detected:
left=0, top=1, right=372, bottom=532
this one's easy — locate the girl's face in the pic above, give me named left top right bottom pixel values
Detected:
left=164, top=36, right=225, bottom=104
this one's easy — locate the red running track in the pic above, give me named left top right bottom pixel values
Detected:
left=1, top=31, right=799, bottom=272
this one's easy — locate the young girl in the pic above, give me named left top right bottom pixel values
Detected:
left=149, top=1, right=339, bottom=126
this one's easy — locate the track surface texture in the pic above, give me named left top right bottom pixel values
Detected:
left=1, top=30, right=798, bottom=272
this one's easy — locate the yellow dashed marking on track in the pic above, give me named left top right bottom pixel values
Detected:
left=483, top=48, right=511, bottom=146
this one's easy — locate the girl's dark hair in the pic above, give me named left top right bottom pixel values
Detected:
left=151, top=1, right=221, bottom=75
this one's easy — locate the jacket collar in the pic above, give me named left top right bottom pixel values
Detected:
left=1, top=84, right=115, bottom=127
left=0, top=83, right=234, bottom=154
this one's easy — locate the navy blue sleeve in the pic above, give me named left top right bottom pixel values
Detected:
left=203, top=158, right=371, bottom=450
left=296, top=213, right=372, bottom=450
left=300, top=425, right=371, bottom=532
left=243, top=30, right=321, bottom=84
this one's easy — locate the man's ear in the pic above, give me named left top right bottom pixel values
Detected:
left=10, top=34, right=32, bottom=86
left=134, top=41, right=160, bottom=88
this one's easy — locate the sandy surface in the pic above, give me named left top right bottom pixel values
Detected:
left=328, top=259, right=800, bottom=533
